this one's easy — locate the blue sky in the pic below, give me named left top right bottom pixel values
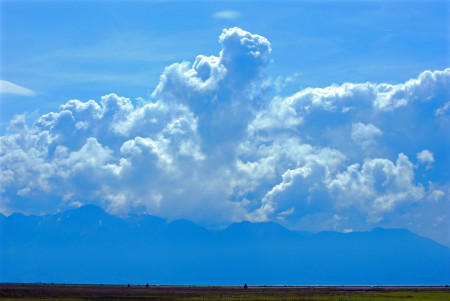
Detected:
left=0, top=1, right=449, bottom=245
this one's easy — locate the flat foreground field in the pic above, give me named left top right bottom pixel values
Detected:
left=0, top=283, right=449, bottom=300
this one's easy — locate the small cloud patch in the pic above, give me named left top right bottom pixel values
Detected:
left=213, top=10, right=241, bottom=20
left=417, top=149, right=434, bottom=164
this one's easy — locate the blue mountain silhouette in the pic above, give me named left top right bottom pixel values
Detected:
left=1, top=205, right=449, bottom=285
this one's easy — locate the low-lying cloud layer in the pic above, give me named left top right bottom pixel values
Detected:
left=1, top=28, right=448, bottom=243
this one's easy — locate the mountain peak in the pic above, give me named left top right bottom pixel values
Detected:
left=63, top=204, right=107, bottom=218
left=222, top=220, right=298, bottom=241
left=74, top=204, right=105, bottom=213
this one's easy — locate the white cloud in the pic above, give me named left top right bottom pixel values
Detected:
left=152, top=27, right=271, bottom=104
left=276, top=207, right=295, bottom=221
left=417, top=149, right=434, bottom=164
left=120, top=136, right=173, bottom=168
left=213, top=10, right=241, bottom=20
left=327, top=153, right=430, bottom=220
left=251, top=68, right=450, bottom=135
left=351, top=122, right=382, bottom=148
left=248, top=166, right=312, bottom=222
left=17, top=187, right=31, bottom=197
left=435, top=101, right=450, bottom=116
left=0, top=80, right=36, bottom=96
left=373, top=68, right=450, bottom=111
left=274, top=73, right=302, bottom=93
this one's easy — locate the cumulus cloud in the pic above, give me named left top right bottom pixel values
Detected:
left=253, top=69, right=449, bottom=130
left=0, top=28, right=448, bottom=240
left=152, top=27, right=271, bottom=102
left=327, top=154, right=426, bottom=220
left=248, top=166, right=312, bottom=222
left=0, top=80, right=36, bottom=96
left=417, top=149, right=434, bottom=164
left=351, top=122, right=382, bottom=148
left=152, top=27, right=271, bottom=154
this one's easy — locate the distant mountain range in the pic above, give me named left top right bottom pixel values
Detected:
left=1, top=205, right=449, bottom=285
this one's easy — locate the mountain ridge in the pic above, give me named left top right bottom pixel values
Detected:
left=1, top=205, right=449, bottom=285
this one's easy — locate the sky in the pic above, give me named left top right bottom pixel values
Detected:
left=0, top=1, right=449, bottom=245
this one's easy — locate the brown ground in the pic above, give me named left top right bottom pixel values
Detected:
left=0, top=283, right=448, bottom=300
